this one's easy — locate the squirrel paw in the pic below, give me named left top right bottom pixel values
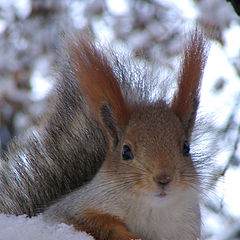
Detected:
left=71, top=209, right=144, bottom=240
left=109, top=230, right=143, bottom=240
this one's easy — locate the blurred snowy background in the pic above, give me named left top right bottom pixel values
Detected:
left=0, top=0, right=239, bottom=239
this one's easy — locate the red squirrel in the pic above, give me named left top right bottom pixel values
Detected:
left=0, top=28, right=209, bottom=239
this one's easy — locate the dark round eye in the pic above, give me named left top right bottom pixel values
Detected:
left=122, top=145, right=134, bottom=160
left=183, top=141, right=190, bottom=157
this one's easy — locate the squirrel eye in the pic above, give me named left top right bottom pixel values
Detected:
left=122, top=145, right=134, bottom=160
left=183, top=141, right=190, bottom=157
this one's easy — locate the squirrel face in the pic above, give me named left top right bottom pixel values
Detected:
left=103, top=102, right=199, bottom=204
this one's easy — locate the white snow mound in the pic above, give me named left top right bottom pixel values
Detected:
left=0, top=214, right=94, bottom=240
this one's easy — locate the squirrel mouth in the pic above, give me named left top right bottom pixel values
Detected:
left=154, top=191, right=167, bottom=198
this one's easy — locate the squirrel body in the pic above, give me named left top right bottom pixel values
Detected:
left=44, top=102, right=202, bottom=240
left=0, top=28, right=209, bottom=239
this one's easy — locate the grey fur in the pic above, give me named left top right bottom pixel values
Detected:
left=0, top=36, right=160, bottom=216
left=0, top=45, right=108, bottom=216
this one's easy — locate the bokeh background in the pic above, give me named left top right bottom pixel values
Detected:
left=0, top=0, right=239, bottom=239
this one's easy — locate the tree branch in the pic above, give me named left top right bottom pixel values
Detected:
left=227, top=0, right=240, bottom=16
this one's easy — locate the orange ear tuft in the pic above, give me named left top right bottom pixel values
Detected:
left=69, top=35, right=132, bottom=128
left=172, top=28, right=209, bottom=135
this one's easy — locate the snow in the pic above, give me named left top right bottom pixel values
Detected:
left=161, top=0, right=197, bottom=19
left=106, top=0, right=129, bottom=15
left=0, top=214, right=94, bottom=240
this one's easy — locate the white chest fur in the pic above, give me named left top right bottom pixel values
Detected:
left=121, top=191, right=201, bottom=240
left=44, top=173, right=201, bottom=240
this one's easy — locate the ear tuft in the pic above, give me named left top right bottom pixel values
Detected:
left=68, top=34, right=132, bottom=132
left=172, top=28, right=209, bottom=136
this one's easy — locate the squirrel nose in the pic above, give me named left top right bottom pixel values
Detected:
left=153, top=174, right=172, bottom=186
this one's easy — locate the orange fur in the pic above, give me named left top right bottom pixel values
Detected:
left=72, top=209, right=142, bottom=240
left=172, top=29, right=209, bottom=131
left=69, top=36, right=132, bottom=127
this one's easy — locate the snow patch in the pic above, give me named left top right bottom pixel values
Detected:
left=0, top=214, right=94, bottom=240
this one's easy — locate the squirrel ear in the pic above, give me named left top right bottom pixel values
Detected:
left=69, top=35, right=132, bottom=148
left=100, top=104, right=122, bottom=148
left=171, top=29, right=209, bottom=137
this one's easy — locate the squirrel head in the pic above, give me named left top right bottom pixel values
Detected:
left=69, top=28, right=209, bottom=202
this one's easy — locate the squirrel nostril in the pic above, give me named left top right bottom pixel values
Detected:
left=153, top=174, right=172, bottom=186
